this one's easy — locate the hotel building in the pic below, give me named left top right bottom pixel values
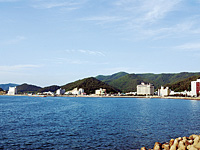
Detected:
left=137, top=83, right=154, bottom=96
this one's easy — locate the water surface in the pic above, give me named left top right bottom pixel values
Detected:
left=0, top=96, right=200, bottom=149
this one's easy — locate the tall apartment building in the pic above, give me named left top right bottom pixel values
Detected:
left=191, top=79, right=200, bottom=97
left=7, top=87, right=17, bottom=95
left=137, top=83, right=154, bottom=96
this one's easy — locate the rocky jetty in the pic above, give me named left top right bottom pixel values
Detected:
left=141, top=134, right=200, bottom=150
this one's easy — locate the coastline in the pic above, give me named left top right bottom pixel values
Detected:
left=1, top=94, right=200, bottom=100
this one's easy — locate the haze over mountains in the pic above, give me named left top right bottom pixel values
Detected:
left=1, top=72, right=200, bottom=93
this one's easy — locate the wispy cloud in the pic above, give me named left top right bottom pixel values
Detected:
left=114, top=0, right=181, bottom=23
left=141, top=0, right=181, bottom=23
left=0, top=64, right=41, bottom=72
left=175, top=42, right=200, bottom=51
left=65, top=49, right=105, bottom=56
left=0, top=36, right=26, bottom=45
left=81, top=16, right=127, bottom=24
left=32, top=0, right=85, bottom=10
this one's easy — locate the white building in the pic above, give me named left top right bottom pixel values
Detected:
left=56, top=88, right=65, bottom=95
left=137, top=83, right=154, bottom=96
left=158, top=86, right=170, bottom=97
left=191, top=79, right=200, bottom=97
left=95, top=88, right=106, bottom=95
left=43, top=91, right=54, bottom=96
left=7, top=87, right=17, bottom=95
left=65, top=88, right=85, bottom=95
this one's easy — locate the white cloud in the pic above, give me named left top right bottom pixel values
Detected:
left=32, top=0, right=86, bottom=10
left=141, top=0, right=181, bottom=23
left=65, top=49, right=105, bottom=56
left=0, top=64, right=41, bottom=72
left=81, top=16, right=127, bottom=23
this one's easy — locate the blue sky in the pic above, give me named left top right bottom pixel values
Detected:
left=0, top=0, right=200, bottom=87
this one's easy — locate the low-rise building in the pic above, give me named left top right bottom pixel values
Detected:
left=137, top=82, right=154, bottom=96
left=7, top=87, right=17, bottom=95
left=95, top=88, right=106, bottom=95
left=191, top=79, right=200, bottom=97
left=65, top=88, right=85, bottom=95
left=158, top=86, right=170, bottom=97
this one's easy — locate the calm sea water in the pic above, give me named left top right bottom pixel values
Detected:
left=0, top=96, right=200, bottom=149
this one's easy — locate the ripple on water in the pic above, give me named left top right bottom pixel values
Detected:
left=0, top=96, right=200, bottom=149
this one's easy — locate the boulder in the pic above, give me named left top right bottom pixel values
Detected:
left=193, top=136, right=200, bottom=146
left=178, top=141, right=186, bottom=150
left=188, top=145, right=198, bottom=150
left=141, top=147, right=147, bottom=150
left=170, top=145, right=177, bottom=150
left=162, top=143, right=170, bottom=150
left=169, top=139, right=175, bottom=147
left=153, top=142, right=161, bottom=150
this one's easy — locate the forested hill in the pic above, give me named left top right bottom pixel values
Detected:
left=164, top=75, right=200, bottom=92
left=17, top=83, right=42, bottom=94
left=96, top=72, right=200, bottom=92
left=61, top=77, right=120, bottom=94
left=38, top=85, right=60, bottom=93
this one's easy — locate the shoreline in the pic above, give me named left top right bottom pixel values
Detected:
left=1, top=94, right=200, bottom=100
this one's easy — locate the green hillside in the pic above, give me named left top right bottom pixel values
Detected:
left=104, top=74, right=152, bottom=93
left=164, top=75, right=200, bottom=92
left=96, top=72, right=200, bottom=92
left=61, top=77, right=120, bottom=94
left=96, top=72, right=128, bottom=81
left=17, top=83, right=42, bottom=94
left=38, top=85, right=60, bottom=93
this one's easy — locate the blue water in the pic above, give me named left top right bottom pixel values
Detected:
left=0, top=96, right=200, bottom=149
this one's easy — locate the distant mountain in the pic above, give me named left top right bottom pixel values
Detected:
left=61, top=77, right=120, bottom=94
left=0, top=83, right=19, bottom=91
left=38, top=85, right=60, bottom=93
left=96, top=72, right=128, bottom=81
left=17, top=83, right=42, bottom=94
left=164, top=75, right=200, bottom=92
left=96, top=72, right=200, bottom=92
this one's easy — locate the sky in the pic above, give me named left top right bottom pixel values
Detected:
left=0, top=0, right=200, bottom=87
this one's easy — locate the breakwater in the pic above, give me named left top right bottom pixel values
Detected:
left=141, top=134, right=200, bottom=150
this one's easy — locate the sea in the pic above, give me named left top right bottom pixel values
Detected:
left=0, top=96, right=200, bottom=149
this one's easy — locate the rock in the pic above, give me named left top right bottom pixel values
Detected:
left=153, top=142, right=161, bottom=150
left=185, top=140, right=192, bottom=147
left=188, top=140, right=194, bottom=145
left=182, top=137, right=187, bottom=141
left=188, top=145, right=198, bottom=150
left=194, top=141, right=200, bottom=149
left=173, top=139, right=179, bottom=147
left=162, top=143, right=170, bottom=150
left=141, top=147, right=147, bottom=150
left=193, top=136, right=200, bottom=146
left=169, top=139, right=175, bottom=147
left=189, top=135, right=198, bottom=140
left=178, top=141, right=186, bottom=150
left=170, top=145, right=177, bottom=150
